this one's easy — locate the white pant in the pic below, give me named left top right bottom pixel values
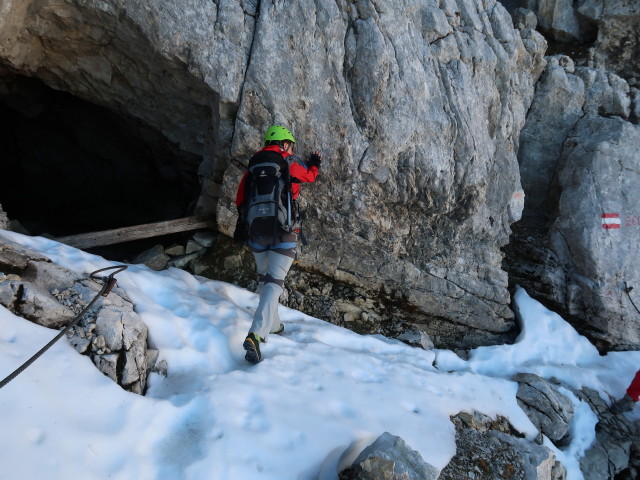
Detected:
left=249, top=249, right=294, bottom=340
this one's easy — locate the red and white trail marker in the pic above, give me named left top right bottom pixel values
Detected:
left=602, top=213, right=621, bottom=229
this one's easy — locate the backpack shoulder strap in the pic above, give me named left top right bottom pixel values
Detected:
left=249, top=149, right=288, bottom=167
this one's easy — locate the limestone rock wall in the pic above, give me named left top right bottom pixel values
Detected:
left=4, top=0, right=636, bottom=349
left=217, top=0, right=547, bottom=345
left=506, top=54, right=640, bottom=350
left=502, top=0, right=640, bottom=89
left=0, top=0, right=548, bottom=347
left=548, top=116, right=640, bottom=349
left=500, top=2, right=640, bottom=350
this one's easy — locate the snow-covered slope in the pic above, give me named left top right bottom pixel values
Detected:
left=0, top=232, right=638, bottom=479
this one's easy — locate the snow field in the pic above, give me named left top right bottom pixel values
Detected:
left=1, top=231, right=639, bottom=480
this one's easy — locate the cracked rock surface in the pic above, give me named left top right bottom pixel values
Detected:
left=577, top=387, right=640, bottom=480
left=514, top=372, right=574, bottom=443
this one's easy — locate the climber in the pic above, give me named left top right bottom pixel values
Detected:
left=234, top=125, right=322, bottom=363
left=611, top=369, right=640, bottom=413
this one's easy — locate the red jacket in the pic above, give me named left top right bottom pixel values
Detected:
left=235, top=145, right=319, bottom=206
left=627, top=369, right=640, bottom=401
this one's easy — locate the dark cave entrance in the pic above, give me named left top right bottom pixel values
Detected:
left=0, top=73, right=203, bottom=259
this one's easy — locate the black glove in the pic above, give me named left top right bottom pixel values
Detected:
left=233, top=207, right=248, bottom=244
left=307, top=152, right=322, bottom=169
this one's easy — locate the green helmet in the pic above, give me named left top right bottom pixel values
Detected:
left=264, top=125, right=296, bottom=145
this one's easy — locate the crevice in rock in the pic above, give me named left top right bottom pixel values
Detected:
left=518, top=396, right=558, bottom=425
left=115, top=347, right=126, bottom=389
left=12, top=283, right=25, bottom=315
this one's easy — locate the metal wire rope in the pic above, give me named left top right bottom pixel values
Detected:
left=0, top=265, right=127, bottom=389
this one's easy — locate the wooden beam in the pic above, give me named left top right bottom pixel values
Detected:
left=55, top=215, right=216, bottom=249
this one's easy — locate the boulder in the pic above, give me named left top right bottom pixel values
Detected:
left=0, top=242, right=79, bottom=327
left=440, top=412, right=565, bottom=480
left=185, top=239, right=204, bottom=255
left=396, top=328, right=435, bottom=350
left=135, top=244, right=170, bottom=271
left=514, top=373, right=574, bottom=443
left=440, top=428, right=564, bottom=480
left=5, top=281, right=76, bottom=328
left=339, top=432, right=439, bottom=480
left=164, top=244, right=186, bottom=257
left=536, top=0, right=582, bottom=42
left=192, top=231, right=216, bottom=248
left=167, top=252, right=201, bottom=270
left=58, top=279, right=150, bottom=394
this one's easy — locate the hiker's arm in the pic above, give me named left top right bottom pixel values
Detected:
left=290, top=161, right=319, bottom=183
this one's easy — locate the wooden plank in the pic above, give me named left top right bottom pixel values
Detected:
left=56, top=215, right=216, bottom=249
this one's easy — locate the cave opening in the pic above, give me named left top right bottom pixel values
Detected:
left=0, top=71, right=204, bottom=259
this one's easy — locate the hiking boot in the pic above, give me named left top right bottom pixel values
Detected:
left=271, top=323, right=285, bottom=335
left=243, top=332, right=262, bottom=364
left=611, top=394, right=636, bottom=414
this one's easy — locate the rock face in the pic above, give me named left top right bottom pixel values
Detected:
left=548, top=115, right=640, bottom=348
left=582, top=0, right=640, bottom=87
left=0, top=0, right=637, bottom=352
left=502, top=0, right=640, bottom=89
left=216, top=0, right=548, bottom=348
left=0, top=0, right=549, bottom=348
left=0, top=237, right=151, bottom=394
left=505, top=55, right=640, bottom=350
left=0, top=0, right=241, bottom=165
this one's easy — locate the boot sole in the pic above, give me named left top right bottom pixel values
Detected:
left=243, top=337, right=261, bottom=364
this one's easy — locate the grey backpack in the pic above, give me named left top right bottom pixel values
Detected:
left=245, top=150, right=298, bottom=237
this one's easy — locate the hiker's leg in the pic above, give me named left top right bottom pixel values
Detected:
left=253, top=248, right=269, bottom=278
left=252, top=282, right=284, bottom=339
left=250, top=245, right=295, bottom=340
left=248, top=249, right=270, bottom=338
left=264, top=247, right=295, bottom=335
